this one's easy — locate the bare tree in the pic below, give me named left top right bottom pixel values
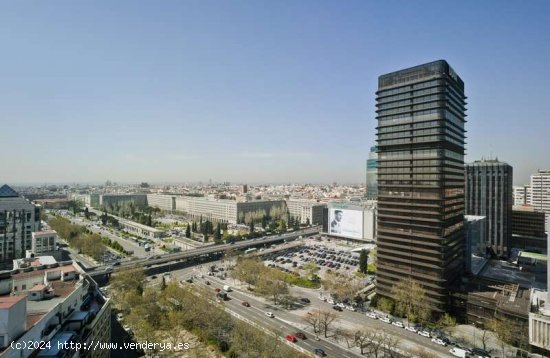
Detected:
left=319, top=309, right=338, bottom=338
left=303, top=310, right=321, bottom=334
left=353, top=330, right=372, bottom=355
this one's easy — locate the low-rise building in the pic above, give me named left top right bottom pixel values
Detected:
left=0, top=257, right=111, bottom=358
left=285, top=199, right=326, bottom=225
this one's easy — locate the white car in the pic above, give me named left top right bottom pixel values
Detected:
left=431, top=337, right=447, bottom=346
left=366, top=312, right=378, bottom=319
left=345, top=305, right=356, bottom=312
left=116, top=313, right=124, bottom=321
left=379, top=316, right=391, bottom=324
left=336, top=303, right=346, bottom=309
left=391, top=321, right=404, bottom=328
left=123, top=325, right=131, bottom=332
left=265, top=312, right=274, bottom=318
left=318, top=296, right=326, bottom=301
left=418, top=330, right=431, bottom=338
left=327, top=299, right=335, bottom=305
left=404, top=326, right=418, bottom=333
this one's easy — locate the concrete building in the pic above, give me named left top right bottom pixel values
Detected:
left=511, top=205, right=547, bottom=253
left=147, top=194, right=176, bottom=211
left=31, top=230, right=58, bottom=256
left=366, top=146, right=378, bottom=200
left=465, top=159, right=513, bottom=257
left=375, top=60, right=466, bottom=313
left=175, top=197, right=285, bottom=224
left=99, top=193, right=147, bottom=208
left=514, top=185, right=532, bottom=206
left=0, top=257, right=111, bottom=358
left=530, top=170, right=550, bottom=226
left=285, top=199, right=326, bottom=225
left=0, top=185, right=41, bottom=269
left=464, top=215, right=487, bottom=274
left=118, top=218, right=164, bottom=239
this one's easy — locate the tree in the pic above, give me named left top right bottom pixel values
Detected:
left=377, top=297, right=394, bottom=314
left=358, top=249, right=368, bottom=274
left=302, top=261, right=319, bottom=280
left=305, top=217, right=310, bottom=226
left=185, top=224, right=191, bottom=238
left=256, top=269, right=289, bottom=305
left=323, top=271, right=362, bottom=302
left=109, top=267, right=146, bottom=311
left=437, top=313, right=457, bottom=333
left=214, top=223, right=222, bottom=243
left=303, top=310, right=321, bottom=334
left=317, top=309, right=338, bottom=338
left=277, top=219, right=287, bottom=232
left=84, top=207, right=89, bottom=219
left=249, top=220, right=254, bottom=233
left=391, top=277, right=430, bottom=323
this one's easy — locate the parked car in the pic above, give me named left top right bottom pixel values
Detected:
left=285, top=335, right=297, bottom=343
left=332, top=305, right=343, bottom=312
left=366, top=312, right=378, bottom=319
left=265, top=312, right=274, bottom=318
left=300, top=297, right=311, bottom=303
left=418, top=330, right=431, bottom=338
left=404, top=325, right=418, bottom=333
left=472, top=348, right=490, bottom=358
left=379, top=316, right=391, bottom=324
left=392, top=321, right=404, bottom=328
left=431, top=337, right=447, bottom=346
left=345, top=305, right=356, bottom=312
left=449, top=347, right=469, bottom=358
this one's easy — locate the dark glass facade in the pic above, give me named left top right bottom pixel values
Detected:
left=375, top=60, right=466, bottom=313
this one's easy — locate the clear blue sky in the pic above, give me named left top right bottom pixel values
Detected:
left=1, top=0, right=549, bottom=185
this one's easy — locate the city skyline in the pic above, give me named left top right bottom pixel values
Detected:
left=1, top=1, right=549, bottom=184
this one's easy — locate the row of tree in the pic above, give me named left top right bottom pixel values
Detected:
left=109, top=267, right=307, bottom=358
left=48, top=216, right=106, bottom=260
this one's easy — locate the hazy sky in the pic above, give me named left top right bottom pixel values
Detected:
left=1, top=1, right=549, bottom=185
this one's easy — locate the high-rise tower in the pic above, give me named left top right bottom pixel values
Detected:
left=465, top=159, right=513, bottom=257
left=375, top=60, right=466, bottom=313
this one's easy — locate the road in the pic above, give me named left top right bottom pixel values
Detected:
left=162, top=263, right=452, bottom=358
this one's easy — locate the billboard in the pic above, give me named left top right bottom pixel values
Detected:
left=328, top=208, right=363, bottom=239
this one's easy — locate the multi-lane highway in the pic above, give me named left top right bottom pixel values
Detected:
left=89, top=227, right=320, bottom=278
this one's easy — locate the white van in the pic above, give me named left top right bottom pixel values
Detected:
left=223, top=285, right=232, bottom=292
left=449, top=348, right=468, bottom=357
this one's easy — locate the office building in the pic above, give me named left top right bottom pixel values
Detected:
left=0, top=185, right=41, bottom=269
left=31, top=230, right=58, bottom=256
left=375, top=60, right=466, bottom=313
left=464, top=215, right=487, bottom=274
left=286, top=199, right=326, bottom=225
left=0, top=257, right=111, bottom=358
left=465, top=159, right=513, bottom=257
left=511, top=205, right=547, bottom=252
left=514, top=185, right=532, bottom=206
left=366, top=146, right=378, bottom=199
left=530, top=170, right=550, bottom=225
left=147, top=194, right=177, bottom=211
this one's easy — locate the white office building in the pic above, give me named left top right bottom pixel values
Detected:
left=31, top=230, right=58, bottom=255
left=285, top=199, right=326, bottom=225
left=530, top=170, right=550, bottom=226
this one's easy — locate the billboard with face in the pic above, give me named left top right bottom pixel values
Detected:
left=329, top=208, right=363, bottom=239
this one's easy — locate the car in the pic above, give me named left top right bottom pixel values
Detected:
left=327, top=299, right=335, bottom=304
left=205, top=281, right=210, bottom=285
left=366, top=312, right=378, bottom=319
left=418, top=330, right=431, bottom=338
left=379, top=316, right=391, bottom=324
left=285, top=334, right=297, bottom=343
left=313, top=348, right=326, bottom=356
left=336, top=302, right=346, bottom=309
left=214, top=288, right=221, bottom=292
left=294, top=332, right=307, bottom=340
left=318, top=296, right=326, bottom=301
left=345, top=305, right=356, bottom=312
left=241, top=301, right=250, bottom=307
left=185, top=278, right=193, bottom=283
left=471, top=348, right=490, bottom=358
left=431, top=337, right=447, bottom=346
left=123, top=325, right=131, bottom=332
left=332, top=305, right=343, bottom=312
left=299, top=297, right=311, bottom=303
left=404, top=325, right=418, bottom=333
left=116, top=313, right=124, bottom=321
left=392, top=321, right=405, bottom=328
left=265, top=312, right=274, bottom=318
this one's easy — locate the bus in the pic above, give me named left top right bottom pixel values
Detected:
left=244, top=248, right=257, bottom=254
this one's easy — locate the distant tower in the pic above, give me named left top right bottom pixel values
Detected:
left=366, top=146, right=378, bottom=199
left=241, top=184, right=248, bottom=194
left=465, top=159, right=513, bottom=257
